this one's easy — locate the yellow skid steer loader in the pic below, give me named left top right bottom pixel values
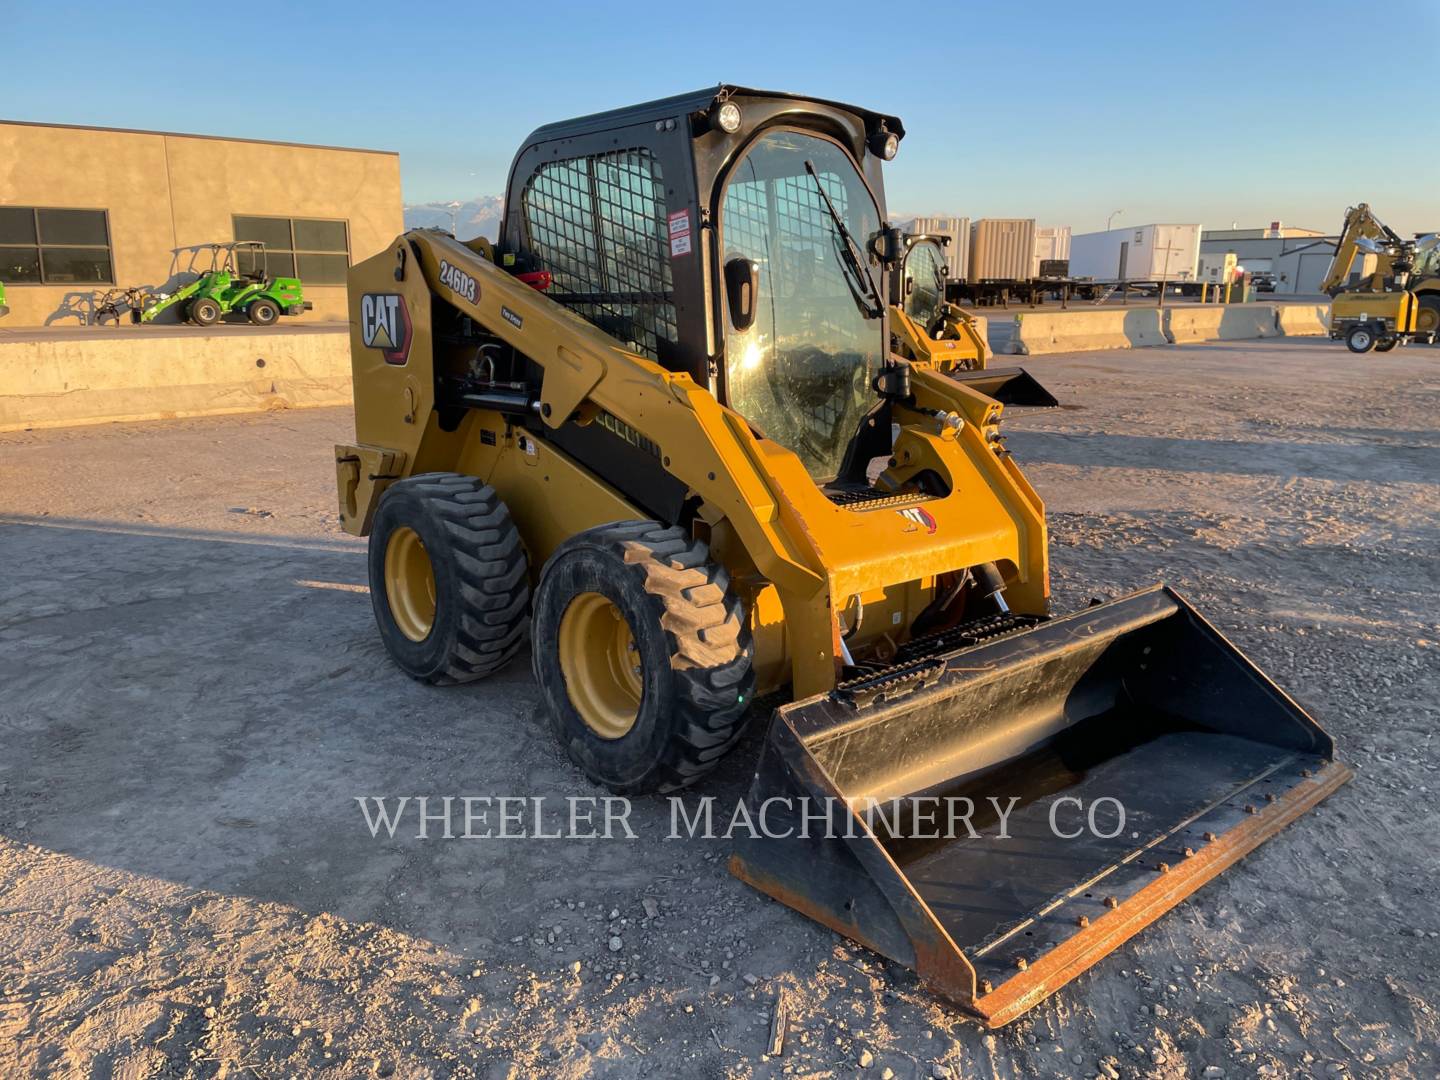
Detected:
left=890, top=232, right=1056, bottom=407
left=335, top=86, right=1350, bottom=1025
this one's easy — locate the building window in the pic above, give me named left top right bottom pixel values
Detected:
left=521, top=147, right=676, bottom=362
left=0, top=207, right=114, bottom=285
left=232, top=216, right=350, bottom=285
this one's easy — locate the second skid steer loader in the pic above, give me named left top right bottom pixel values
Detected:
left=335, top=85, right=1350, bottom=1025
left=889, top=233, right=1056, bottom=407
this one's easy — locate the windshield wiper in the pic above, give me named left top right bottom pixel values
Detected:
left=804, top=161, right=883, bottom=319
left=930, top=257, right=947, bottom=295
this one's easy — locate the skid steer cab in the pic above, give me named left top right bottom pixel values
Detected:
left=335, top=85, right=1349, bottom=1024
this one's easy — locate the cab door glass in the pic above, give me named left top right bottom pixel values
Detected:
left=720, top=131, right=883, bottom=481
left=903, top=240, right=947, bottom=332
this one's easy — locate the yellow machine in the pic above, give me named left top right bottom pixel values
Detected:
left=336, top=86, right=1349, bottom=1025
left=1323, top=203, right=1440, bottom=352
left=890, top=234, right=1056, bottom=406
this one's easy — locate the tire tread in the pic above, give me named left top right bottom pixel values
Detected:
left=378, top=473, right=529, bottom=684
left=539, top=519, right=756, bottom=794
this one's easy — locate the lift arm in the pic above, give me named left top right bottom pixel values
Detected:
left=1321, top=203, right=1404, bottom=296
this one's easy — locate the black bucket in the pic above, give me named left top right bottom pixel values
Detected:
left=729, top=586, right=1350, bottom=1025
left=948, top=366, right=1058, bottom=407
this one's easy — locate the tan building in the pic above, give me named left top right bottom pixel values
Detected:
left=0, top=120, right=403, bottom=325
left=1200, top=224, right=1371, bottom=295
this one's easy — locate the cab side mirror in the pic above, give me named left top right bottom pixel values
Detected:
left=725, top=257, right=760, bottom=332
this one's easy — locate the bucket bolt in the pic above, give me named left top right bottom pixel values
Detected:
left=1104, top=896, right=1118, bottom=909
left=1245, top=804, right=1257, bottom=815
left=1203, top=831, right=1217, bottom=842
left=1183, top=847, right=1195, bottom=858
left=980, top=979, right=993, bottom=994
left=1015, top=957, right=1028, bottom=971
left=1157, top=862, right=1171, bottom=874
left=1076, top=915, right=1090, bottom=928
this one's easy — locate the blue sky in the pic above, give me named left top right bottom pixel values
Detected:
left=4, top=1, right=1436, bottom=234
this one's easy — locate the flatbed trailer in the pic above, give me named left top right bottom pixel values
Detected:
left=948, top=277, right=1209, bottom=309
left=948, top=278, right=1079, bottom=308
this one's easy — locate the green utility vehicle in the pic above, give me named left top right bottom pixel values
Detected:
left=0, top=282, right=9, bottom=318
left=142, top=241, right=312, bottom=326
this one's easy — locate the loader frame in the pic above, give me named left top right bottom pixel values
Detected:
left=339, top=86, right=1047, bottom=701
left=338, top=226, right=1047, bottom=700
left=336, top=85, right=1350, bottom=1026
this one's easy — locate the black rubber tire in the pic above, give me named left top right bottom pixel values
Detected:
left=1345, top=325, right=1376, bottom=354
left=1374, top=339, right=1399, bottom=353
left=1415, top=294, right=1440, bottom=337
left=532, top=520, right=755, bottom=795
left=191, top=297, right=222, bottom=326
left=179, top=300, right=194, bottom=324
left=367, top=473, right=529, bottom=684
left=248, top=298, right=280, bottom=326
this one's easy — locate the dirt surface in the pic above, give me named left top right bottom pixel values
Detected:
left=1, top=338, right=1437, bottom=1078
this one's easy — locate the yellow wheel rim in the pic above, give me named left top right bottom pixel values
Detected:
left=1417, top=304, right=1439, bottom=335
left=558, top=592, right=642, bottom=739
left=384, top=526, right=437, bottom=642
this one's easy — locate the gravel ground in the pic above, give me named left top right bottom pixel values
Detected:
left=0, top=337, right=1437, bottom=1078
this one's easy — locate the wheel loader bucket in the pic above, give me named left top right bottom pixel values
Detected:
left=729, top=586, right=1350, bottom=1026
left=947, top=365, right=1058, bottom=407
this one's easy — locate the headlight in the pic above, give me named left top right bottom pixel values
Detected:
left=871, top=130, right=899, bottom=160
left=716, top=101, right=742, bottom=134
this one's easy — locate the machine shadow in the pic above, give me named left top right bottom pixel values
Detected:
left=0, top=516, right=764, bottom=955
left=42, top=291, right=101, bottom=326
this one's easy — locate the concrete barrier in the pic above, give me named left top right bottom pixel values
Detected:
left=1275, top=303, right=1331, bottom=336
left=0, top=325, right=352, bottom=432
left=1010, top=307, right=1167, bottom=355
left=1165, top=304, right=1280, bottom=344
left=1163, top=306, right=1224, bottom=344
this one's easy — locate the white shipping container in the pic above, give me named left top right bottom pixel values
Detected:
left=970, top=218, right=1036, bottom=282
left=1069, top=224, right=1202, bottom=282
left=1197, top=251, right=1238, bottom=283
left=902, top=216, right=970, bottom=281
left=1032, top=225, right=1072, bottom=276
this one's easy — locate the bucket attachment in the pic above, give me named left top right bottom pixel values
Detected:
left=948, top=366, right=1058, bottom=407
left=729, top=586, right=1350, bottom=1026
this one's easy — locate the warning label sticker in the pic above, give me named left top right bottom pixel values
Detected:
left=668, top=210, right=692, bottom=257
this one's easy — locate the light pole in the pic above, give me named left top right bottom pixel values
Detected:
left=447, top=200, right=462, bottom=237
left=1107, top=209, right=1124, bottom=232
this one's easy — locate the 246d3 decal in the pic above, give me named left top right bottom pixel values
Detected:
left=439, top=259, right=478, bottom=303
